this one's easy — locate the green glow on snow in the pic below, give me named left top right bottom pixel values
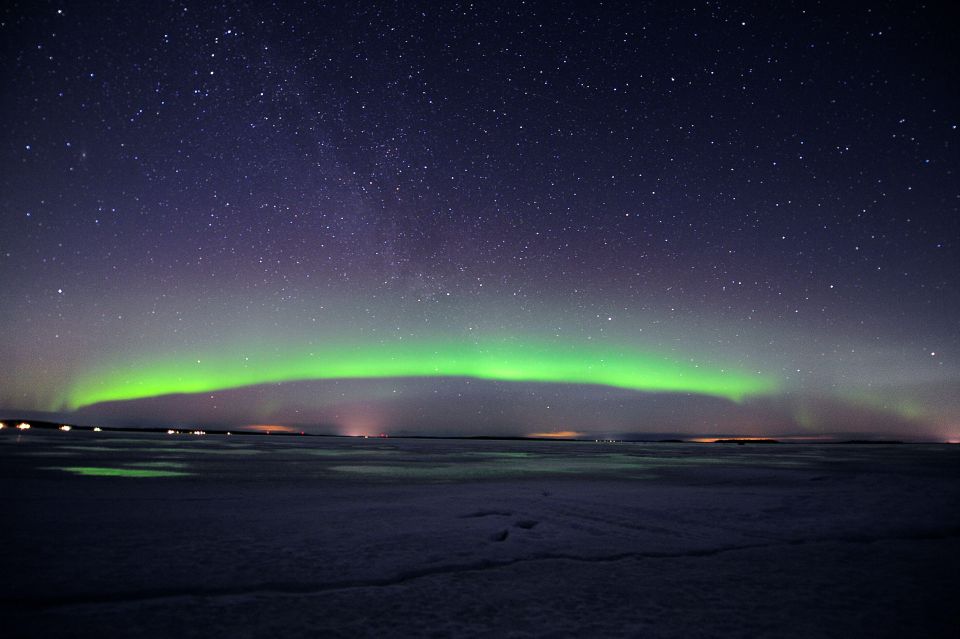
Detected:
left=49, top=466, right=191, bottom=478
left=65, top=338, right=778, bottom=408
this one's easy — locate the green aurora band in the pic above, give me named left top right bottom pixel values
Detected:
left=64, top=339, right=779, bottom=409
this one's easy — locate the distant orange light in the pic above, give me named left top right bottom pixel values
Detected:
left=243, top=424, right=298, bottom=434
left=528, top=431, right=582, bottom=438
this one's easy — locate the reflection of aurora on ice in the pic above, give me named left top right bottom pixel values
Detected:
left=64, top=338, right=778, bottom=409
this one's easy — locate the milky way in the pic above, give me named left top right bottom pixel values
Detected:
left=1, top=2, right=958, bottom=439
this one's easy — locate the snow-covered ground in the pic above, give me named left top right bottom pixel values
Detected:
left=2, top=431, right=958, bottom=637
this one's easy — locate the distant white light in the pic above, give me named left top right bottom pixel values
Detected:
left=17, top=422, right=31, bottom=430
left=59, top=425, right=71, bottom=431
left=167, top=429, right=177, bottom=435
left=93, top=427, right=102, bottom=432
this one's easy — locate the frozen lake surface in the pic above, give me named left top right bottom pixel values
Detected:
left=2, top=430, right=958, bottom=637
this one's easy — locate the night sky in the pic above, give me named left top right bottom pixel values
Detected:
left=2, top=1, right=958, bottom=439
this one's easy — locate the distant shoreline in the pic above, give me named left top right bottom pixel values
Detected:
left=0, top=419, right=933, bottom=445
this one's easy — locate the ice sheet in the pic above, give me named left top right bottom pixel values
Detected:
left=2, top=431, right=958, bottom=637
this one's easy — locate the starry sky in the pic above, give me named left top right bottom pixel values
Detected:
left=2, top=1, right=958, bottom=440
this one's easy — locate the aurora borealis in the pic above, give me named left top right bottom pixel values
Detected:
left=2, top=2, right=959, bottom=439
left=65, top=337, right=778, bottom=408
